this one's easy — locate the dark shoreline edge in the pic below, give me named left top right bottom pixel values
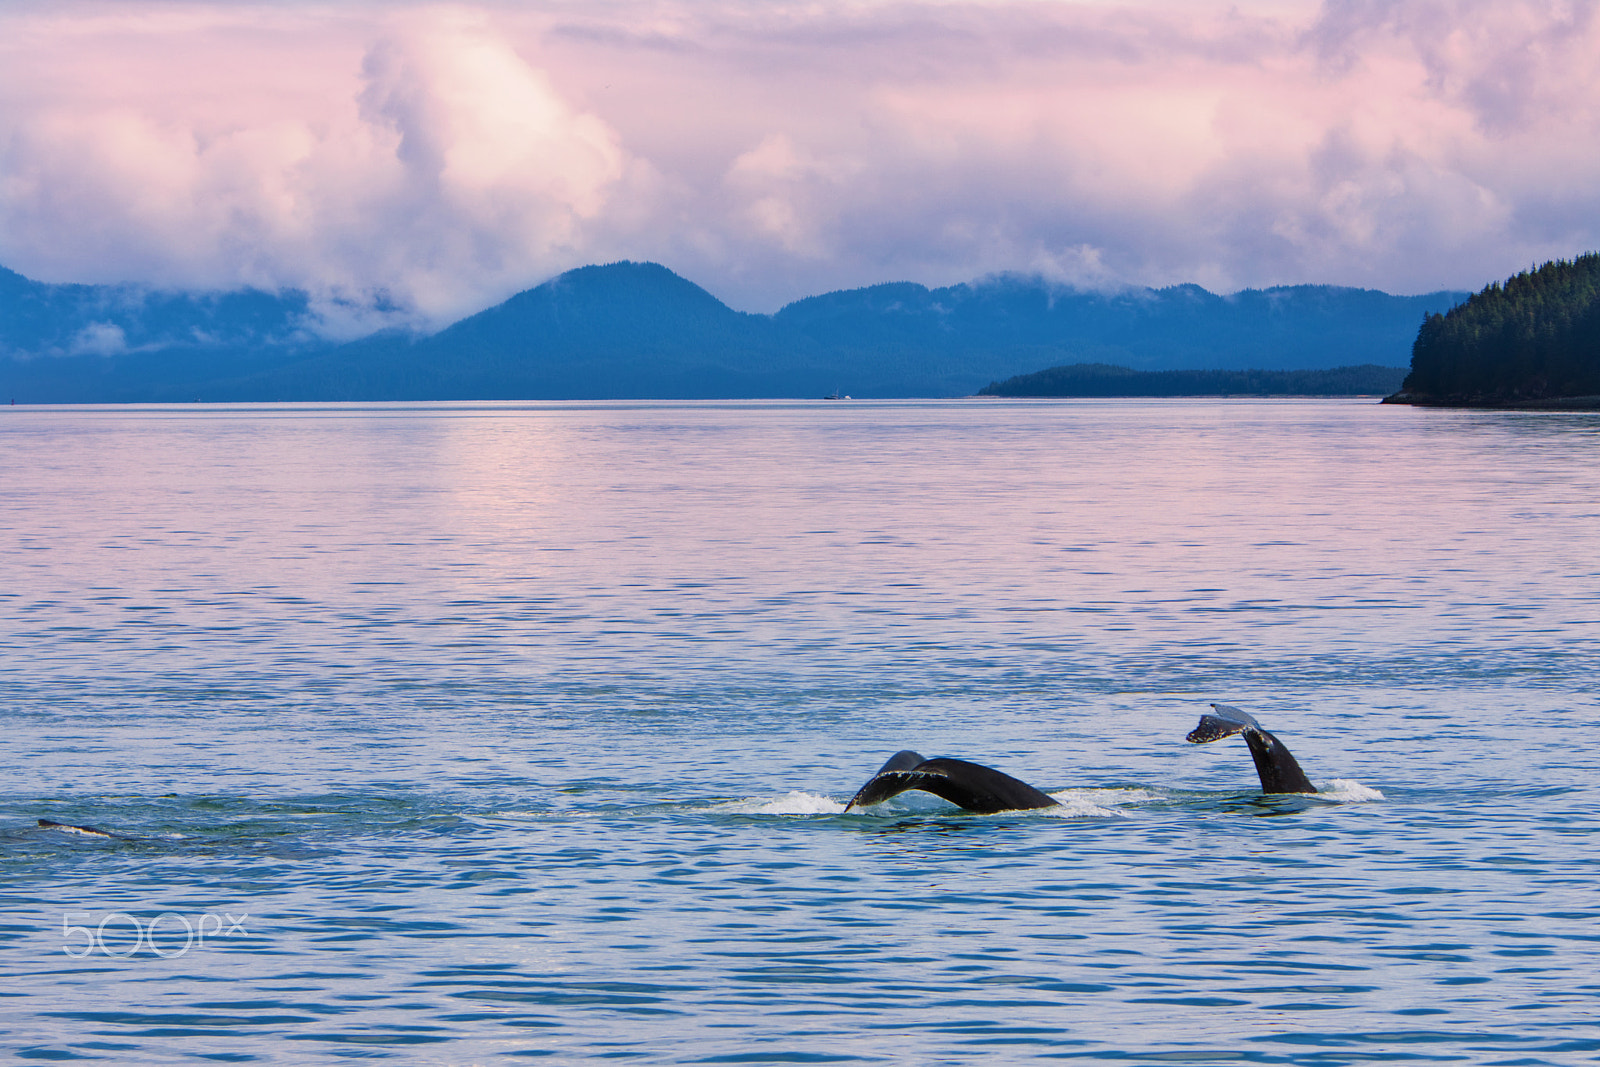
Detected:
left=1382, top=393, right=1600, bottom=411
left=979, top=363, right=1407, bottom=399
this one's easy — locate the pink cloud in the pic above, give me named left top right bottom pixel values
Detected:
left=0, top=5, right=633, bottom=331
left=1, top=1, right=1598, bottom=325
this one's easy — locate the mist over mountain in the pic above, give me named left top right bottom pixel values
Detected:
left=0, top=261, right=1465, bottom=402
left=0, top=264, right=330, bottom=402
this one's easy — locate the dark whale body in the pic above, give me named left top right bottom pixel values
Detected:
left=1186, top=704, right=1316, bottom=793
left=844, top=750, right=1059, bottom=814
left=847, top=704, right=1319, bottom=813
left=37, top=818, right=124, bottom=839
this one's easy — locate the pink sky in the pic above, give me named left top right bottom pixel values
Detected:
left=2, top=0, right=1598, bottom=330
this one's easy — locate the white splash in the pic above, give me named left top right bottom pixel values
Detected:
left=1041, top=787, right=1164, bottom=817
left=713, top=791, right=847, bottom=816
left=832, top=787, right=1147, bottom=819
left=1317, top=779, right=1385, bottom=802
left=478, top=811, right=548, bottom=821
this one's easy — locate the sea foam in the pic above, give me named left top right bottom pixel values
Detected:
left=1318, top=779, right=1385, bottom=802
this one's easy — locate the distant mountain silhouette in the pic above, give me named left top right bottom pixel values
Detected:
left=0, top=260, right=1465, bottom=402
left=206, top=262, right=833, bottom=401
left=774, top=277, right=1456, bottom=393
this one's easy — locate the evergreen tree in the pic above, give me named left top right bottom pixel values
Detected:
left=1402, top=253, right=1600, bottom=401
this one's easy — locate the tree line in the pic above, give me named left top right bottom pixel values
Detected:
left=979, top=363, right=1406, bottom=397
left=1400, top=253, right=1600, bottom=402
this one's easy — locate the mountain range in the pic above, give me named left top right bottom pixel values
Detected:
left=0, top=261, right=1465, bottom=402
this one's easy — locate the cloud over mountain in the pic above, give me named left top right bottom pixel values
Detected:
left=1, top=1, right=1596, bottom=328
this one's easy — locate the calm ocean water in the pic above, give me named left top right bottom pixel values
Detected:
left=2, top=398, right=1597, bottom=1065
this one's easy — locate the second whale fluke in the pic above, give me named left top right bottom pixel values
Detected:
left=844, top=750, right=1060, bottom=814
left=1186, top=704, right=1317, bottom=794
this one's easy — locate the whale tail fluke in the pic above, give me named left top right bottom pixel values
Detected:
left=1186, top=703, right=1317, bottom=795
left=1186, top=712, right=1253, bottom=745
left=845, top=752, right=1060, bottom=814
left=844, top=751, right=928, bottom=811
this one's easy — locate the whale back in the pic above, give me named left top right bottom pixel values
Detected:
left=37, top=818, right=120, bottom=839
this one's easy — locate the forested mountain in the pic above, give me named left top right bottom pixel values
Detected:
left=776, top=279, right=1455, bottom=376
left=204, top=263, right=831, bottom=400
left=0, top=265, right=313, bottom=356
left=0, top=265, right=326, bottom=402
left=980, top=363, right=1406, bottom=397
left=1393, top=254, right=1600, bottom=406
left=1, top=261, right=1465, bottom=401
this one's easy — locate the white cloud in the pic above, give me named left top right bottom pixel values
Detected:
left=1, top=0, right=1598, bottom=322
left=69, top=322, right=128, bottom=357
left=0, top=5, right=631, bottom=330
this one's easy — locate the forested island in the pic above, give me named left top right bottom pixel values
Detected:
left=979, top=363, right=1406, bottom=398
left=1387, top=253, right=1600, bottom=408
